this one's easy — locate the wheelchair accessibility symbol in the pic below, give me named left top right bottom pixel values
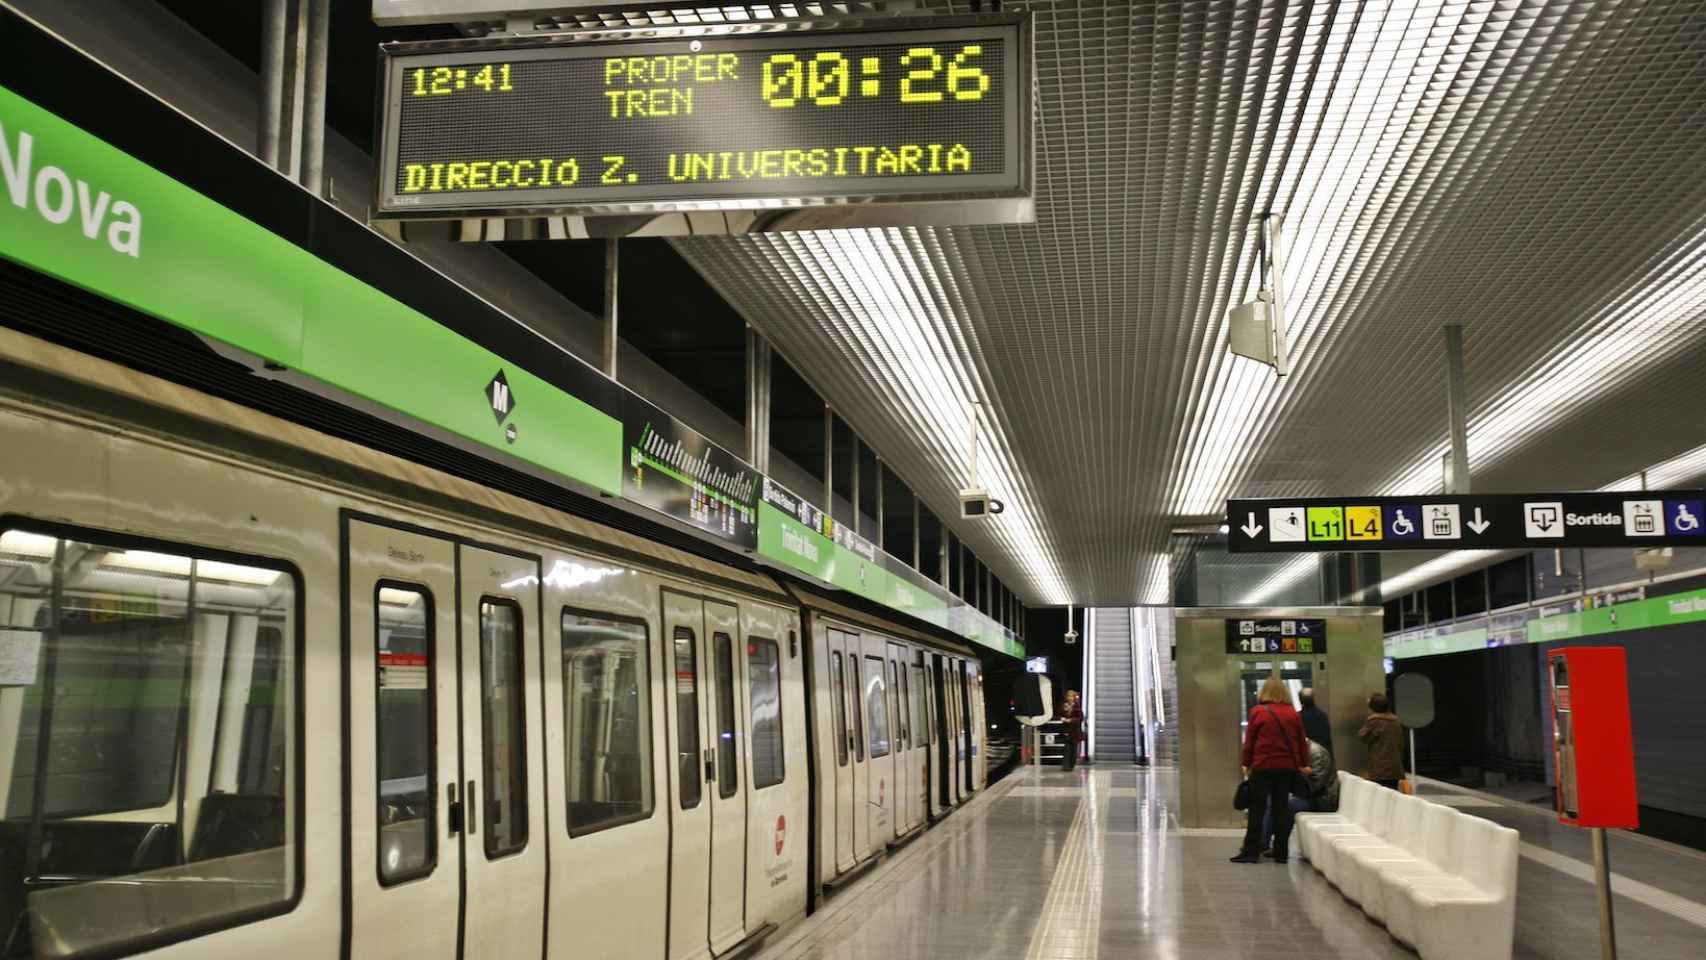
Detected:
left=1667, top=500, right=1704, bottom=536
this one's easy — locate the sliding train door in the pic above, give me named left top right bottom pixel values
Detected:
left=662, top=591, right=750, bottom=958
left=859, top=634, right=895, bottom=847
left=907, top=651, right=930, bottom=830
left=826, top=628, right=858, bottom=871
left=885, top=642, right=908, bottom=839
left=455, top=544, right=546, bottom=959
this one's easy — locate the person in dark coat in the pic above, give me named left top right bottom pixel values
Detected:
left=1060, top=690, right=1084, bottom=770
left=1359, top=692, right=1405, bottom=788
left=1298, top=687, right=1333, bottom=758
left=1231, top=676, right=1311, bottom=864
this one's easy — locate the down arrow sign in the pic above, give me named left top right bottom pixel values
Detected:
left=1467, top=507, right=1491, bottom=534
left=1240, top=512, right=1264, bottom=538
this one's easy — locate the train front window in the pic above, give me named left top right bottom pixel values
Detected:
left=479, top=599, right=527, bottom=858
left=672, top=626, right=701, bottom=810
left=376, top=584, right=434, bottom=884
left=0, top=528, right=298, bottom=957
left=562, top=612, right=653, bottom=834
left=864, top=655, right=890, bottom=759
left=829, top=652, right=848, bottom=767
left=712, top=633, right=738, bottom=799
left=747, top=637, right=783, bottom=789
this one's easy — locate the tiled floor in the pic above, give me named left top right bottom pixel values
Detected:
left=753, top=766, right=1706, bottom=960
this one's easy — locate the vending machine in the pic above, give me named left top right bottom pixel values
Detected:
left=1547, top=646, right=1638, bottom=829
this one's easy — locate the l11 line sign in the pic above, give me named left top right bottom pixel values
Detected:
left=1225, top=491, right=1706, bottom=552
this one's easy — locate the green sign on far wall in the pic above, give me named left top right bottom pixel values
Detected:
left=1386, top=585, right=1706, bottom=659
left=0, top=82, right=1023, bottom=658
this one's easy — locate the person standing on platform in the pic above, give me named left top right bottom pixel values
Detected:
left=1231, top=676, right=1310, bottom=864
left=1060, top=690, right=1084, bottom=771
left=1298, top=687, right=1333, bottom=758
left=1359, top=692, right=1405, bottom=789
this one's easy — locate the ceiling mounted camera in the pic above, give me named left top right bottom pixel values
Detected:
left=959, top=487, right=1005, bottom=519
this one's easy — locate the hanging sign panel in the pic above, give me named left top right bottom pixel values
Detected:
left=373, top=14, right=1030, bottom=219
left=1224, top=618, right=1328, bottom=655
left=1227, top=491, right=1706, bottom=552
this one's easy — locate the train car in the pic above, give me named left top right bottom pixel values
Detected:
left=0, top=325, right=984, bottom=960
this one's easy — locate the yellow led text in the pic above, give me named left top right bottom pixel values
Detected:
left=603, top=53, right=739, bottom=120
left=402, top=158, right=581, bottom=193
left=667, top=143, right=972, bottom=181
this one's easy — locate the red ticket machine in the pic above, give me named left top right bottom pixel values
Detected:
left=1547, top=646, right=1638, bottom=829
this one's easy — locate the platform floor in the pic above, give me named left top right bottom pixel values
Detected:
left=756, top=767, right=1706, bottom=960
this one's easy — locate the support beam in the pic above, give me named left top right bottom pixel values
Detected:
left=939, top=529, right=949, bottom=587
left=601, top=239, right=619, bottom=379
left=1443, top=324, right=1470, bottom=494
left=823, top=407, right=834, bottom=515
left=744, top=328, right=772, bottom=473
left=851, top=435, right=861, bottom=537
left=301, top=0, right=329, bottom=195
left=875, top=459, right=885, bottom=550
left=259, top=0, right=306, bottom=177
left=912, top=497, right=921, bottom=570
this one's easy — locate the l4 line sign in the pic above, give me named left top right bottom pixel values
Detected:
left=1225, top=491, right=1706, bottom=552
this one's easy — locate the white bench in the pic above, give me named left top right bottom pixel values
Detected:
left=1296, top=773, right=1520, bottom=960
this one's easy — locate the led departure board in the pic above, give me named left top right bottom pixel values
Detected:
left=374, top=15, right=1029, bottom=218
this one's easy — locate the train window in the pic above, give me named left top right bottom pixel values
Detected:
left=0, top=527, right=299, bottom=956
left=562, top=612, right=653, bottom=835
left=864, top=655, right=890, bottom=759
left=829, top=652, right=848, bottom=767
left=479, top=599, right=527, bottom=858
left=747, top=637, right=784, bottom=789
left=897, top=660, right=910, bottom=749
left=377, top=583, right=435, bottom=884
left=672, top=626, right=702, bottom=809
left=712, top=633, right=738, bottom=799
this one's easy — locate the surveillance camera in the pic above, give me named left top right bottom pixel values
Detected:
left=959, top=487, right=1005, bottom=519
left=1063, top=629, right=1079, bottom=645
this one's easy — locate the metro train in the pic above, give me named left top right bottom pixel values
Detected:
left=0, top=328, right=988, bottom=960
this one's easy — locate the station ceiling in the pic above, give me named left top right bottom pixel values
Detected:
left=676, top=0, right=1706, bottom=606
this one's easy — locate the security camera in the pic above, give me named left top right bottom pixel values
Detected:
left=959, top=487, right=1005, bottom=519
left=1063, top=628, right=1079, bottom=645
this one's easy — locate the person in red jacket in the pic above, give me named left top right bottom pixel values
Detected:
left=1231, top=675, right=1311, bottom=864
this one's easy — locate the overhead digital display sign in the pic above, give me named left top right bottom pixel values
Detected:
left=373, top=14, right=1029, bottom=219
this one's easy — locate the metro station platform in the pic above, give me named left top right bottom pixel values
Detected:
left=755, top=768, right=1706, bottom=960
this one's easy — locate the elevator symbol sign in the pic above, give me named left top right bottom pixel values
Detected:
left=1623, top=500, right=1663, bottom=537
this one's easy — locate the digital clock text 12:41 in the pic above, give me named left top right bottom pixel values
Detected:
left=412, top=63, right=514, bottom=96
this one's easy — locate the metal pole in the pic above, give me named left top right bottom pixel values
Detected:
left=1409, top=728, right=1418, bottom=778
left=1444, top=324, right=1470, bottom=494
left=259, top=0, right=288, bottom=168
left=1591, top=827, right=1619, bottom=960
left=1263, top=214, right=1292, bottom=376
left=851, top=435, right=861, bottom=537
left=602, top=239, right=619, bottom=379
left=823, top=407, right=834, bottom=517
left=912, top=496, right=921, bottom=570
left=745, top=328, right=771, bottom=473
left=875, top=459, right=885, bottom=550
left=301, top=0, right=330, bottom=194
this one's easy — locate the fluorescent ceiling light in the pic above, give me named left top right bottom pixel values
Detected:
left=103, top=550, right=281, bottom=586
left=0, top=530, right=57, bottom=559
left=767, top=227, right=1072, bottom=604
left=379, top=587, right=424, bottom=606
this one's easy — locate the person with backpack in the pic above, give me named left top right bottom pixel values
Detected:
left=1359, top=692, right=1406, bottom=789
left=1231, top=676, right=1311, bottom=864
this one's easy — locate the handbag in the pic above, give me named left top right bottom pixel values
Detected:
left=1233, top=778, right=1252, bottom=811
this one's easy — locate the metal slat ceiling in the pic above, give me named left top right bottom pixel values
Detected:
left=675, top=0, right=1706, bottom=605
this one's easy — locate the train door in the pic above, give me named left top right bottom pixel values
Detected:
left=859, top=635, right=894, bottom=847
left=931, top=654, right=950, bottom=813
left=704, top=600, right=750, bottom=952
left=456, top=544, right=546, bottom=959
left=885, top=642, right=908, bottom=838
left=958, top=660, right=974, bottom=797
left=826, top=629, right=856, bottom=872
left=909, top=653, right=929, bottom=828
left=662, top=592, right=750, bottom=958
left=949, top=657, right=965, bottom=804
left=345, top=519, right=463, bottom=960
left=835, top=628, right=870, bottom=861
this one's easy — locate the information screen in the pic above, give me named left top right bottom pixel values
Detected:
left=375, top=16, right=1027, bottom=216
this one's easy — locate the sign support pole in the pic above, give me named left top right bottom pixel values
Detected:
left=1591, top=827, right=1618, bottom=959
left=1408, top=728, right=1417, bottom=779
